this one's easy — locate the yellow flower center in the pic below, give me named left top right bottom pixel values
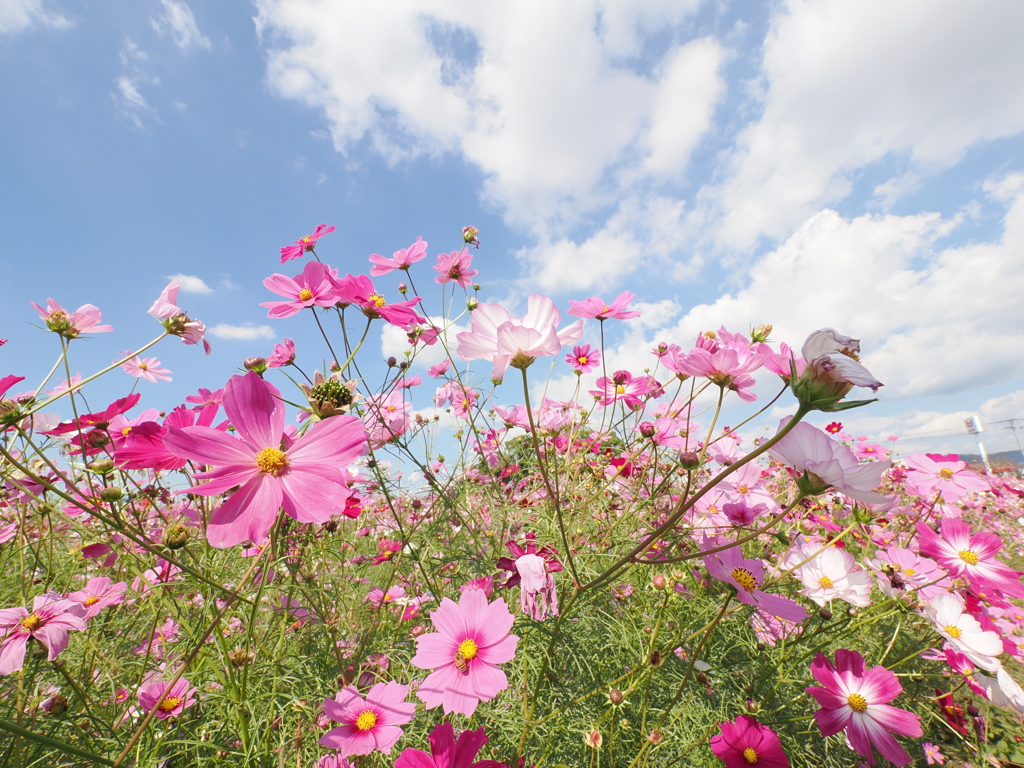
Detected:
left=139, top=362, right=149, bottom=370
left=958, top=549, right=979, bottom=566
left=731, top=567, right=758, bottom=591
left=577, top=356, right=589, bottom=365
left=370, top=293, right=387, bottom=308
left=158, top=696, right=182, bottom=712
left=458, top=638, right=479, bottom=660
left=20, top=613, right=43, bottom=631
left=743, top=747, right=759, bottom=764
left=301, top=236, right=312, bottom=244
left=255, top=447, right=289, bottom=475
left=603, top=305, right=611, bottom=314
left=298, top=288, right=314, bottom=301
left=355, top=710, right=377, bottom=731
left=737, top=485, right=749, bottom=494
left=847, top=692, right=868, bottom=712
left=121, top=427, right=132, bottom=436
left=84, top=596, right=100, bottom=606
left=945, top=625, right=961, bottom=639
left=818, top=576, right=834, bottom=589
left=938, top=468, right=954, bottom=479
left=903, top=568, right=916, bottom=576
left=615, top=385, right=626, bottom=394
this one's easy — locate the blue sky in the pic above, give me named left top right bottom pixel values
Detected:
left=3, top=0, right=1024, bottom=458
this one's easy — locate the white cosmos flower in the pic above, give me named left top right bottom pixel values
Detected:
left=923, top=593, right=1003, bottom=672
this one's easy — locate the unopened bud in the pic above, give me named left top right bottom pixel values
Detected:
left=98, top=486, right=123, bottom=502
left=638, top=421, right=656, bottom=438
left=387, top=357, right=398, bottom=368
left=229, top=648, right=251, bottom=668
left=411, top=624, right=426, bottom=637
left=679, top=452, right=700, bottom=470
left=397, top=282, right=408, bottom=295
left=244, top=357, right=267, bottom=375
left=744, top=698, right=759, bottom=713
left=652, top=574, right=667, bottom=590
left=609, top=688, right=623, bottom=705
left=162, top=522, right=190, bottom=550
left=648, top=651, right=663, bottom=667
left=751, top=324, right=773, bottom=343
left=467, top=298, right=479, bottom=311
left=330, top=360, right=341, bottom=373
left=648, top=730, right=663, bottom=745
left=818, top=607, right=833, bottom=620
left=88, top=458, right=115, bottom=474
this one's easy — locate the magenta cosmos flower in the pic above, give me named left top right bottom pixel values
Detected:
left=137, top=676, right=198, bottom=720
left=565, top=343, right=600, bottom=373
left=30, top=298, right=113, bottom=338
left=567, top=290, right=642, bottom=320
left=709, top=715, right=790, bottom=768
left=319, top=681, right=415, bottom=758
left=456, top=294, right=584, bottom=382
left=916, top=518, right=1024, bottom=599
left=164, top=372, right=367, bottom=548
left=0, top=595, right=87, bottom=675
left=806, top=649, right=922, bottom=766
left=280, top=223, right=335, bottom=262
left=262, top=261, right=340, bottom=319
left=332, top=273, right=426, bottom=326
left=395, top=722, right=507, bottom=768
left=369, top=237, right=428, bottom=276
left=410, top=587, right=519, bottom=717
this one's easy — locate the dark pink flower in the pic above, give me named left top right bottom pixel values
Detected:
left=916, top=518, right=1024, bottom=599
left=567, top=291, right=641, bottom=320
left=164, top=372, right=367, bottom=548
left=0, top=595, right=87, bottom=675
left=280, top=224, right=335, bottom=262
left=395, top=722, right=507, bottom=768
left=30, top=298, right=113, bottom=338
left=137, top=676, right=198, bottom=720
left=709, top=715, right=789, bottom=768
left=701, top=538, right=807, bottom=623
left=319, top=681, right=415, bottom=758
left=434, top=250, right=478, bottom=288
left=262, top=261, right=339, bottom=319
left=565, top=344, right=600, bottom=373
left=369, top=237, right=428, bottom=276
left=332, top=274, right=426, bottom=327
left=410, top=588, right=519, bottom=717
left=589, top=370, right=649, bottom=408
left=806, top=649, right=922, bottom=766
left=267, top=338, right=296, bottom=368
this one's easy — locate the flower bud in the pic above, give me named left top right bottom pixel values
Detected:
left=467, top=298, right=479, bottom=311
left=584, top=730, right=603, bottom=749
left=244, top=357, right=267, bottom=375
left=679, top=452, right=700, bottom=470
left=387, top=357, right=398, bottom=368
left=411, top=624, right=426, bottom=637
left=751, top=324, right=773, bottom=343
left=162, top=522, right=190, bottom=550
left=229, top=648, right=251, bottom=668
left=397, top=282, right=408, bottom=294
left=88, top=458, right=115, bottom=474
left=648, top=730, right=663, bottom=745
left=652, top=574, right=667, bottom=590
left=638, top=421, right=656, bottom=438
left=609, top=688, right=624, bottom=705
left=818, top=607, right=833, bottom=620
left=744, top=697, right=759, bottom=713
left=472, top=283, right=481, bottom=291
left=462, top=226, right=480, bottom=246
left=648, top=651, right=663, bottom=667
left=98, top=486, right=123, bottom=502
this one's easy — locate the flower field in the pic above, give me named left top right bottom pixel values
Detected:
left=1, top=226, right=1023, bottom=768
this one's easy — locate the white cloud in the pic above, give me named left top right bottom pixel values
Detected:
left=208, top=324, right=276, bottom=340
left=166, top=273, right=211, bottom=294
left=0, top=0, right=70, bottom=35
left=700, top=0, right=1024, bottom=251
left=151, top=0, right=210, bottom=51
left=113, top=40, right=159, bottom=129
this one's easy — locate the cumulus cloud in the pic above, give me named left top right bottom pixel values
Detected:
left=208, top=324, right=276, bottom=340
left=166, top=273, right=212, bottom=294
left=0, top=0, right=70, bottom=35
left=151, top=0, right=210, bottom=51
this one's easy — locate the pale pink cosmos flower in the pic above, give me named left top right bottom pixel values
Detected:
left=262, top=261, right=339, bottom=319
left=164, top=372, right=367, bottom=548
left=769, top=419, right=893, bottom=507
left=567, top=290, right=642, bottom=320
left=512, top=553, right=559, bottom=621
left=0, top=594, right=87, bottom=675
left=915, top=518, right=1024, bottom=599
left=137, top=676, right=198, bottom=720
left=363, top=390, right=411, bottom=446
left=120, top=354, right=172, bottom=383
left=267, top=338, right=296, bottom=368
left=433, top=250, right=478, bottom=287
left=410, top=588, right=519, bottom=717
left=788, top=545, right=873, bottom=607
left=701, top=537, right=808, bottom=623
left=147, top=280, right=212, bottom=354
left=66, top=577, right=128, bottom=620
left=280, top=224, right=335, bottom=263
left=923, top=593, right=1004, bottom=671
left=319, top=681, right=415, bottom=758
left=866, top=548, right=950, bottom=601
left=395, top=722, right=507, bottom=768
left=665, top=342, right=767, bottom=401
left=368, top=237, right=428, bottom=276
left=903, top=453, right=988, bottom=502
left=635, top=417, right=689, bottom=449
left=806, top=649, right=922, bottom=766
left=792, top=329, right=882, bottom=408
left=30, top=298, right=113, bottom=338
left=427, top=359, right=450, bottom=378
left=456, top=294, right=584, bottom=382
left=566, top=343, right=600, bottom=373
left=923, top=743, right=945, bottom=765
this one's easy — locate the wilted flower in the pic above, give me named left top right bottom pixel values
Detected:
left=791, top=329, right=882, bottom=411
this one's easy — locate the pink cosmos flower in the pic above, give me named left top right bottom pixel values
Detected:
left=904, top=453, right=988, bottom=502
left=364, top=390, right=411, bottom=446
left=369, top=237, right=428, bottom=276
left=565, top=344, right=600, bottom=373
left=267, top=338, right=296, bottom=368
left=395, top=722, right=507, bottom=768
left=137, top=677, right=198, bottom=720
left=916, top=518, right=1024, bottom=599
left=410, top=588, right=519, bottom=717
left=635, top=417, right=689, bottom=449
left=867, top=548, right=950, bottom=601
left=769, top=419, right=892, bottom=506
left=434, top=250, right=478, bottom=288
left=589, top=370, right=652, bottom=408
left=806, top=649, right=922, bottom=766
left=456, top=294, right=584, bottom=382
left=164, top=372, right=367, bottom=548
left=701, top=538, right=808, bottom=623
left=332, top=274, right=426, bottom=327
left=147, top=280, right=212, bottom=354
left=262, top=261, right=339, bottom=319
left=120, top=354, right=172, bottom=383
left=66, top=577, right=128, bottom=620
left=567, top=291, right=642, bottom=320
left=854, top=443, right=886, bottom=461
left=709, top=715, right=790, bottom=768
left=30, top=298, right=113, bottom=338
left=792, top=329, right=882, bottom=409
left=923, top=593, right=1003, bottom=671
left=0, top=595, right=87, bottom=675
left=665, top=342, right=766, bottom=401
left=788, top=545, right=872, bottom=607
left=319, top=681, right=415, bottom=758
left=427, top=359, right=451, bottom=378
left=280, top=223, right=335, bottom=262
left=923, top=743, right=945, bottom=765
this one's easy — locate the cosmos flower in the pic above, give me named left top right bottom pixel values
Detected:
left=30, top=298, right=113, bottom=338
left=410, top=588, right=519, bottom=717
left=137, top=677, right=198, bottom=720
left=903, top=453, right=988, bottom=502
left=806, top=649, right=922, bottom=766
left=0, top=594, right=87, bottom=675
left=66, top=577, right=128, bottom=620
left=319, top=681, right=415, bottom=758
left=394, top=722, right=507, bottom=768
left=434, top=250, right=478, bottom=288
left=369, top=237, right=428, bottom=276
left=261, top=261, right=340, bottom=318
left=280, top=223, right=335, bottom=263
left=709, top=715, right=790, bottom=768
left=565, top=343, right=600, bottom=374
left=916, top=518, right=1024, bottom=599
left=120, top=354, right=172, bottom=383
left=702, top=537, right=808, bottom=623
left=567, top=291, right=642, bottom=320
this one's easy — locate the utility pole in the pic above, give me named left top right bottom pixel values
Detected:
left=1009, top=419, right=1024, bottom=475
left=965, top=415, right=993, bottom=474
